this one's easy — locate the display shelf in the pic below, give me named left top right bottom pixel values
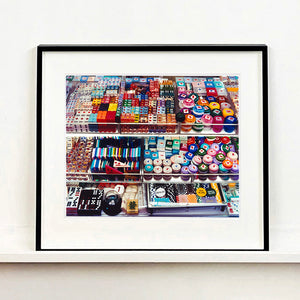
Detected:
left=66, top=131, right=239, bottom=138
left=66, top=122, right=238, bottom=136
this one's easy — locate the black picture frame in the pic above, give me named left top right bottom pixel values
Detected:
left=36, top=44, right=269, bottom=251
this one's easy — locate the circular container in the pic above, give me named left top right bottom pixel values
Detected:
left=188, top=164, right=198, bottom=179
left=153, top=166, right=163, bottom=180
left=170, top=155, right=176, bottom=164
left=144, top=150, right=152, bottom=159
left=206, top=96, right=216, bottom=103
left=144, top=158, right=153, bottom=166
left=197, top=99, right=209, bottom=106
left=181, top=166, right=190, bottom=181
left=192, top=105, right=204, bottom=118
left=172, top=163, right=181, bottom=178
left=219, top=164, right=229, bottom=180
left=180, top=107, right=191, bottom=115
left=221, top=144, right=230, bottom=153
left=181, top=157, right=190, bottom=166
left=227, top=151, right=238, bottom=162
left=207, top=148, right=217, bottom=157
left=222, top=108, right=234, bottom=118
left=223, top=159, right=233, bottom=171
left=221, top=137, right=231, bottom=144
left=183, top=98, right=195, bottom=109
left=201, top=114, right=213, bottom=129
left=209, top=102, right=220, bottom=110
left=188, top=144, right=199, bottom=153
left=215, top=153, right=226, bottom=165
left=163, top=166, right=172, bottom=181
left=203, top=154, right=213, bottom=165
left=220, top=102, right=231, bottom=110
left=192, top=118, right=204, bottom=132
left=192, top=155, right=202, bottom=166
left=211, top=143, right=220, bottom=152
left=203, top=105, right=211, bottom=114
left=209, top=163, right=219, bottom=181
left=174, top=154, right=184, bottom=164
left=178, top=100, right=185, bottom=109
left=230, top=163, right=239, bottom=180
left=163, top=159, right=172, bottom=167
left=144, top=164, right=154, bottom=180
left=153, top=159, right=163, bottom=167
left=212, top=116, right=224, bottom=133
left=198, top=163, right=209, bottom=181
left=176, top=112, right=185, bottom=122
left=224, top=116, right=238, bottom=133
left=178, top=93, right=187, bottom=101
left=200, top=143, right=210, bottom=151
left=196, top=148, right=207, bottom=157
left=185, top=152, right=194, bottom=161
left=181, top=114, right=196, bottom=132
left=211, top=109, right=222, bottom=117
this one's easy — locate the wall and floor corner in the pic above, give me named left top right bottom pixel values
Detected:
left=0, top=0, right=300, bottom=299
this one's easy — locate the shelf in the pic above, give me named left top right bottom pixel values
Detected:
left=66, top=131, right=239, bottom=137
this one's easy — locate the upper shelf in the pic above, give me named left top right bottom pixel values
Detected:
left=66, top=75, right=239, bottom=137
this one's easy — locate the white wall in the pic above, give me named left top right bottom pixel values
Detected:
left=0, top=0, right=300, bottom=297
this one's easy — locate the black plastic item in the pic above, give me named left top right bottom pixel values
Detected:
left=176, top=112, right=185, bottom=122
left=102, top=191, right=122, bottom=216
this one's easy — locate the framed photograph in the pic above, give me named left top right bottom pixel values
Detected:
left=36, top=44, right=268, bottom=253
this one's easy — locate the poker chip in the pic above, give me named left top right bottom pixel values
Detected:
left=197, top=99, right=209, bottom=106
left=163, top=159, right=172, bottom=166
left=207, top=149, right=217, bottom=157
left=222, top=108, right=234, bottom=118
left=200, top=143, right=210, bottom=151
left=192, top=118, right=204, bottom=132
left=211, top=143, right=220, bottom=152
left=223, top=159, right=233, bottom=169
left=196, top=148, right=207, bottom=157
left=227, top=151, right=238, bottom=161
left=192, top=105, right=204, bottom=117
left=183, top=98, right=195, bottom=109
left=198, top=163, right=208, bottom=174
left=206, top=96, right=216, bottom=103
left=181, top=158, right=191, bottom=166
left=188, top=164, right=198, bottom=174
left=211, top=109, right=222, bottom=117
left=192, top=155, right=202, bottom=166
left=209, top=102, right=220, bottom=110
left=221, top=137, right=231, bottom=144
left=144, top=158, right=153, bottom=166
left=153, top=166, right=163, bottom=180
left=188, top=144, right=199, bottom=153
left=185, top=152, right=194, bottom=161
left=203, top=154, right=213, bottom=165
left=221, top=144, right=230, bottom=153
left=153, top=159, right=163, bottom=167
left=216, top=153, right=226, bottom=162
left=203, top=105, right=211, bottom=114
left=181, top=108, right=191, bottom=114
left=188, top=93, right=199, bottom=103
left=224, top=116, right=238, bottom=133
left=212, top=116, right=224, bottom=133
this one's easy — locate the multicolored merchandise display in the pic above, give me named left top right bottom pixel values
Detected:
left=66, top=75, right=240, bottom=218
left=66, top=75, right=239, bottom=134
